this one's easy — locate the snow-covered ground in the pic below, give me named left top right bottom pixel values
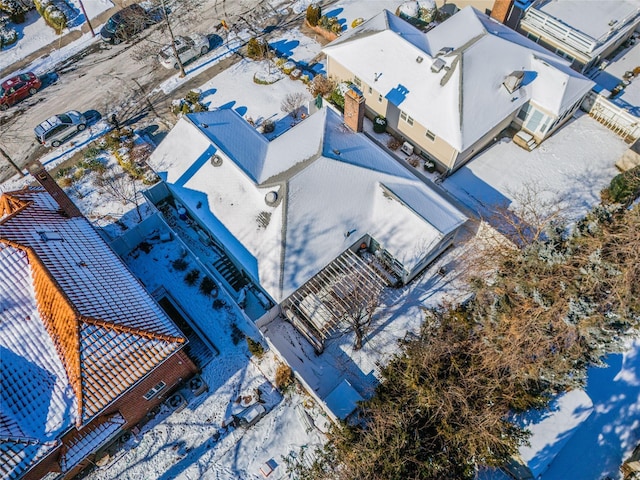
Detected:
left=2, top=0, right=640, bottom=478
left=0, top=0, right=113, bottom=73
left=442, top=112, right=628, bottom=223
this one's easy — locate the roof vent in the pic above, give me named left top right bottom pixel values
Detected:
left=416, top=56, right=423, bottom=63
left=503, top=71, right=525, bottom=94
left=431, top=58, right=446, bottom=73
left=211, top=154, right=223, bottom=167
left=39, top=231, right=63, bottom=241
left=265, top=191, right=278, bottom=206
left=436, top=47, right=453, bottom=57
left=333, top=149, right=341, bottom=155
left=200, top=123, right=209, bottom=128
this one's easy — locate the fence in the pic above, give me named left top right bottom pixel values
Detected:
left=583, top=91, right=640, bottom=142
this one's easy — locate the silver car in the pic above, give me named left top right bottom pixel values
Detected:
left=158, top=35, right=209, bottom=70
left=34, top=110, right=87, bottom=147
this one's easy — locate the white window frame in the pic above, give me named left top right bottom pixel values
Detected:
left=143, top=381, right=167, bottom=401
left=353, top=76, right=362, bottom=87
left=425, top=130, right=436, bottom=141
left=400, top=110, right=414, bottom=126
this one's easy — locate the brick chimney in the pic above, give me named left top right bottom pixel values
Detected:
left=343, top=87, right=365, bottom=133
left=26, top=160, right=83, bottom=218
left=490, top=0, right=514, bottom=24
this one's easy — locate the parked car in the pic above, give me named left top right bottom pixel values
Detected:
left=34, top=111, right=87, bottom=147
left=0, top=72, right=42, bottom=111
left=100, top=4, right=157, bottom=44
left=158, top=35, right=209, bottom=69
left=235, top=403, right=267, bottom=428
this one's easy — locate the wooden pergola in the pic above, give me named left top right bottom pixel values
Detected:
left=282, top=249, right=388, bottom=353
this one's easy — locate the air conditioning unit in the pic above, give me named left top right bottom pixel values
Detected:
left=401, top=141, right=414, bottom=155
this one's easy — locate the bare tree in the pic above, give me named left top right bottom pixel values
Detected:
left=335, top=267, right=384, bottom=350
left=307, top=74, right=335, bottom=98
left=280, top=92, right=308, bottom=119
left=95, top=165, right=143, bottom=222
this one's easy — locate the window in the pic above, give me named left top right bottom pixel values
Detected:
left=526, top=32, right=539, bottom=43
left=353, top=76, right=361, bottom=87
left=539, top=117, right=550, bottom=134
left=526, top=110, right=544, bottom=132
left=425, top=130, right=436, bottom=141
left=378, top=94, right=383, bottom=103
left=517, top=103, right=531, bottom=121
left=143, top=381, right=166, bottom=400
left=400, top=110, right=414, bottom=126
left=368, top=86, right=372, bottom=94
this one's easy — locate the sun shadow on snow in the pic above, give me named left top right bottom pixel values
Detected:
left=542, top=345, right=640, bottom=478
left=269, top=39, right=300, bottom=58
left=0, top=346, right=64, bottom=465
left=2, top=10, right=40, bottom=50
left=324, top=8, right=344, bottom=18
left=217, top=100, right=236, bottom=110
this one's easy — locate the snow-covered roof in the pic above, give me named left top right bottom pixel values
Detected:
left=323, top=7, right=594, bottom=151
left=0, top=188, right=187, bottom=479
left=323, top=379, right=363, bottom=420
left=148, top=108, right=466, bottom=303
left=533, top=0, right=639, bottom=43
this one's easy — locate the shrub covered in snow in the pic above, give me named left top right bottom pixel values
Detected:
left=396, top=0, right=437, bottom=26
left=253, top=66, right=284, bottom=85
left=0, top=16, right=17, bottom=48
left=171, top=89, right=208, bottom=116
left=0, top=0, right=33, bottom=20
left=318, top=15, right=342, bottom=34
left=34, top=0, right=68, bottom=34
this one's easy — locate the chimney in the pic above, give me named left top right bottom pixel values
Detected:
left=343, top=87, right=365, bottom=133
left=26, top=160, right=83, bottom=218
left=490, top=0, right=514, bottom=24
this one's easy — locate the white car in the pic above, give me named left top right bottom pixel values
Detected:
left=158, top=35, right=209, bottom=69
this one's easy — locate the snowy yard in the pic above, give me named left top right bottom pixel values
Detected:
left=0, top=0, right=113, bottom=73
left=2, top=0, right=639, bottom=478
left=82, top=236, right=327, bottom=480
left=442, top=112, right=629, bottom=223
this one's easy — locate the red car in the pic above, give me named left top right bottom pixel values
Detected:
left=0, top=72, right=42, bottom=111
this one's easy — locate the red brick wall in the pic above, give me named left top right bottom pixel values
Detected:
left=106, top=349, right=197, bottom=426
left=21, top=350, right=198, bottom=480
left=490, top=0, right=514, bottom=24
left=344, top=88, right=365, bottom=133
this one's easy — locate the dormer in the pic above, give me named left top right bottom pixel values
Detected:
left=503, top=71, right=525, bottom=94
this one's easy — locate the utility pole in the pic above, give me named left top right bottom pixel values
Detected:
left=160, top=0, right=186, bottom=78
left=78, top=0, right=95, bottom=37
left=0, top=145, right=24, bottom=178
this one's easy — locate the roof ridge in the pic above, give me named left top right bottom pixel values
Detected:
left=80, top=316, right=186, bottom=344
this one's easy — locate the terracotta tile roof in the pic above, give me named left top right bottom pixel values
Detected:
left=0, top=187, right=188, bottom=475
left=60, top=413, right=125, bottom=472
